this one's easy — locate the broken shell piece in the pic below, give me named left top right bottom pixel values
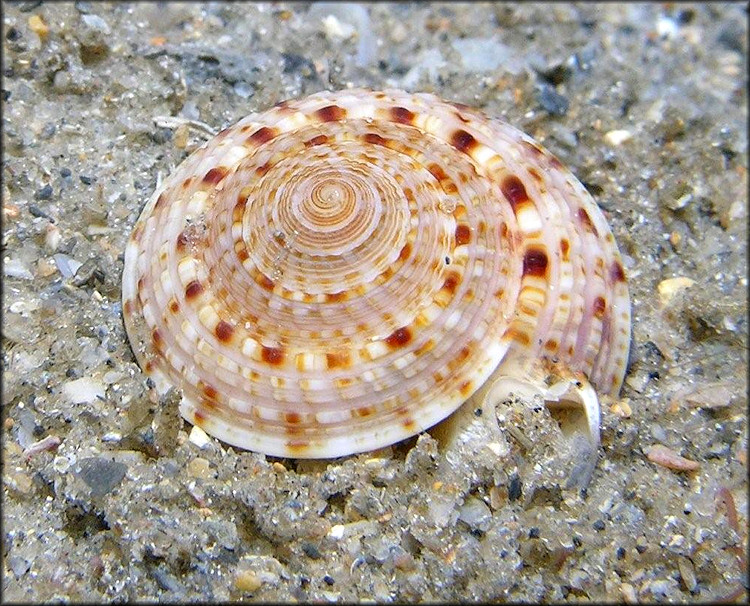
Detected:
left=657, top=277, right=696, bottom=306
left=645, top=444, right=700, bottom=471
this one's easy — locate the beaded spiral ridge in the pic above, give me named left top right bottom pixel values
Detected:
left=122, top=89, right=631, bottom=458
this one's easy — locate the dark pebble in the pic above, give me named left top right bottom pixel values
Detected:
left=536, top=62, right=571, bottom=85
left=28, top=204, right=52, bottom=220
left=717, top=24, right=744, bottom=53
left=537, top=84, right=569, bottom=116
left=79, top=175, right=93, bottom=185
left=35, top=184, right=53, bottom=200
left=616, top=546, right=626, bottom=560
left=635, top=543, right=648, bottom=554
left=18, top=1, right=43, bottom=12
left=323, top=574, right=335, bottom=586
left=60, top=167, right=72, bottom=178
left=528, top=527, right=540, bottom=539
left=41, top=123, right=56, bottom=139
left=76, top=457, right=128, bottom=497
left=508, top=474, right=522, bottom=501
left=592, top=519, right=606, bottom=531
left=2, top=90, right=10, bottom=102
left=281, top=52, right=314, bottom=76
left=6, top=27, right=21, bottom=41
left=302, top=542, right=321, bottom=560
left=74, top=1, right=94, bottom=13
left=676, top=9, right=695, bottom=24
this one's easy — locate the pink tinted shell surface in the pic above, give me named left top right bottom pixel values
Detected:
left=121, top=89, right=631, bottom=458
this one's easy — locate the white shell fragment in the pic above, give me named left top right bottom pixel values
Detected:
left=122, top=89, right=631, bottom=458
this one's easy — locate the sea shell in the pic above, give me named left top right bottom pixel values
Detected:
left=122, top=89, right=631, bottom=458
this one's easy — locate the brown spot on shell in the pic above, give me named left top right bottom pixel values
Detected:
left=285, top=440, right=310, bottom=453
left=611, top=260, right=627, bottom=283
left=316, top=104, right=347, bottom=122
left=442, top=271, right=460, bottom=294
left=201, top=382, right=218, bottom=401
left=123, top=299, right=133, bottom=315
left=305, top=134, right=329, bottom=147
left=326, top=351, right=351, bottom=369
left=185, top=280, right=204, bottom=299
left=203, top=166, right=228, bottom=184
left=151, top=329, right=163, bottom=351
left=560, top=238, right=570, bottom=261
left=169, top=299, right=179, bottom=314
left=325, top=291, right=347, bottom=303
left=247, top=126, right=278, bottom=146
left=455, top=224, right=471, bottom=246
left=215, top=320, right=234, bottom=342
left=259, top=274, right=275, bottom=291
left=284, top=412, right=301, bottom=424
left=450, top=129, right=478, bottom=154
left=390, top=106, right=416, bottom=124
left=501, top=175, right=529, bottom=210
left=506, top=327, right=531, bottom=347
left=593, top=296, right=606, bottom=319
left=523, top=247, right=549, bottom=277
left=155, top=192, right=168, bottom=210
left=176, top=231, right=189, bottom=251
left=354, top=406, right=374, bottom=418
left=363, top=132, right=388, bottom=146
left=262, top=346, right=285, bottom=365
left=577, top=207, right=599, bottom=236
left=386, top=327, right=412, bottom=348
left=398, top=242, right=411, bottom=262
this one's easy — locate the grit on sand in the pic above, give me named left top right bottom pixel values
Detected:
left=2, top=3, right=747, bottom=602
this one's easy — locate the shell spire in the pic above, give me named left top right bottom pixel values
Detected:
left=122, top=89, right=631, bottom=458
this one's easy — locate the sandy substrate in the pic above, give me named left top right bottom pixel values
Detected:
left=2, top=2, right=747, bottom=602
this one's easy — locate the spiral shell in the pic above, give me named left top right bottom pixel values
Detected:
left=122, top=89, right=631, bottom=458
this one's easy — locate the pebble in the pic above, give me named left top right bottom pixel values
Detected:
left=235, top=570, right=262, bottom=592
left=620, top=582, right=638, bottom=603
left=76, top=457, right=127, bottom=496
left=537, top=84, right=569, bottom=116
left=188, top=425, right=212, bottom=449
left=451, top=37, right=511, bottom=72
left=457, top=496, right=492, bottom=532
left=62, top=376, right=105, bottom=404
left=604, top=129, right=633, bottom=146
left=187, top=457, right=211, bottom=479
left=4, top=258, right=34, bottom=280
left=35, top=184, right=53, bottom=200
left=669, top=382, right=737, bottom=410
left=53, top=253, right=83, bottom=278
left=27, top=14, right=48, bottom=40
left=644, top=444, right=700, bottom=472
left=657, top=277, right=695, bottom=306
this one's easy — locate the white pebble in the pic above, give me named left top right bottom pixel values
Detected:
left=604, top=130, right=633, bottom=146
left=189, top=425, right=213, bottom=449
left=62, top=376, right=105, bottom=404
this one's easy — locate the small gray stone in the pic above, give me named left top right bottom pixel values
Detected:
left=76, top=457, right=127, bottom=497
left=537, top=84, right=569, bottom=116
